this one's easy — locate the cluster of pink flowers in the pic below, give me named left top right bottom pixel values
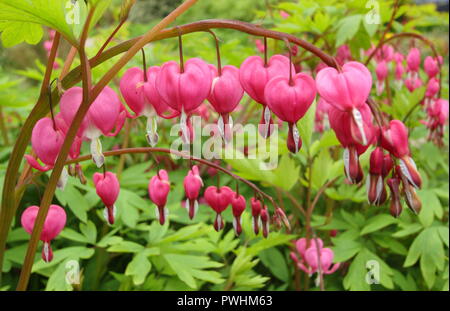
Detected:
left=148, top=165, right=288, bottom=237
left=290, top=238, right=340, bottom=281
left=22, top=37, right=446, bottom=262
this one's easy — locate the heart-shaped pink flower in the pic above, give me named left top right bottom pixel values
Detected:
left=149, top=169, right=171, bottom=225
left=156, top=58, right=212, bottom=114
left=93, top=171, right=120, bottom=225
left=25, top=117, right=65, bottom=172
left=316, top=61, right=372, bottom=112
left=21, top=204, right=66, bottom=262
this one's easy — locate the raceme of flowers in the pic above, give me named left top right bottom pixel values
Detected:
left=22, top=40, right=448, bottom=262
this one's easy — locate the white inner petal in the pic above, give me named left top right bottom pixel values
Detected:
left=352, top=108, right=368, bottom=145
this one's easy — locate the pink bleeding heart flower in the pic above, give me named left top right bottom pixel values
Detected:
left=54, top=112, right=82, bottom=160
left=425, top=78, right=440, bottom=102
left=204, top=186, right=233, bottom=231
left=183, top=165, right=203, bottom=220
left=250, top=197, right=262, bottom=235
left=336, top=45, right=352, bottom=65
left=299, top=247, right=340, bottom=276
left=260, top=207, right=270, bottom=238
left=424, top=56, right=440, bottom=78
left=316, top=61, right=372, bottom=112
left=280, top=10, right=290, bottom=19
left=387, top=177, right=402, bottom=217
left=60, top=86, right=126, bottom=167
left=393, top=52, right=404, bottom=64
left=298, top=238, right=323, bottom=257
left=156, top=58, right=212, bottom=143
left=424, top=98, right=449, bottom=147
left=21, top=204, right=66, bottom=262
left=406, top=47, right=421, bottom=75
left=265, top=72, right=316, bottom=153
left=240, top=54, right=293, bottom=138
left=393, top=164, right=422, bottom=215
left=93, top=172, right=120, bottom=225
left=120, top=66, right=178, bottom=146
left=381, top=120, right=422, bottom=189
left=375, top=60, right=388, bottom=95
left=405, top=76, right=423, bottom=93
left=207, top=64, right=244, bottom=141
left=315, top=98, right=330, bottom=133
left=394, top=61, right=405, bottom=82
left=148, top=170, right=171, bottom=225
left=255, top=39, right=265, bottom=53
left=328, top=104, right=375, bottom=184
left=25, top=117, right=65, bottom=172
left=374, top=45, right=394, bottom=63
left=230, top=192, right=246, bottom=236
left=367, top=147, right=392, bottom=206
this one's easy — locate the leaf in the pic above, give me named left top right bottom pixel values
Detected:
left=343, top=248, right=394, bottom=290
left=125, top=251, right=152, bottom=286
left=360, top=214, right=398, bottom=235
left=79, top=221, right=97, bottom=244
left=297, top=99, right=316, bottom=149
left=0, top=21, right=43, bottom=47
left=55, top=183, right=89, bottom=223
left=404, top=227, right=446, bottom=289
left=163, top=253, right=224, bottom=289
left=335, top=15, right=362, bottom=46
left=0, top=0, right=78, bottom=46
left=59, top=228, right=89, bottom=244
left=107, top=241, right=144, bottom=253
left=331, top=239, right=362, bottom=262
left=417, top=189, right=443, bottom=227
left=32, top=246, right=94, bottom=272
left=258, top=248, right=289, bottom=282
left=247, top=233, right=294, bottom=256
left=271, top=154, right=300, bottom=191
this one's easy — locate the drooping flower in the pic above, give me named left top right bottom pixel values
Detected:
left=156, top=58, right=212, bottom=143
left=264, top=72, right=316, bottom=153
left=239, top=54, right=293, bottom=138
left=25, top=117, right=64, bottom=172
left=230, top=192, right=246, bottom=236
left=204, top=186, right=233, bottom=231
left=315, top=98, right=330, bottom=133
left=381, top=120, right=422, bottom=189
left=335, top=45, right=352, bottom=65
left=424, top=78, right=440, bottom=106
left=290, top=238, right=340, bottom=281
left=120, top=66, right=178, bottom=146
left=260, top=206, right=270, bottom=238
left=424, top=56, right=440, bottom=79
left=327, top=104, right=375, bottom=184
left=60, top=86, right=127, bottom=167
left=367, top=147, right=393, bottom=206
left=21, top=204, right=66, bottom=262
left=250, top=197, right=262, bottom=235
left=148, top=170, right=171, bottom=225
left=424, top=98, right=449, bottom=146
left=405, top=76, right=423, bottom=93
left=387, top=177, right=402, bottom=217
left=316, top=61, right=372, bottom=112
left=375, top=60, right=388, bottom=95
left=183, top=165, right=203, bottom=220
left=406, top=47, right=421, bottom=78
left=207, top=65, right=244, bottom=142
left=93, top=172, right=120, bottom=225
